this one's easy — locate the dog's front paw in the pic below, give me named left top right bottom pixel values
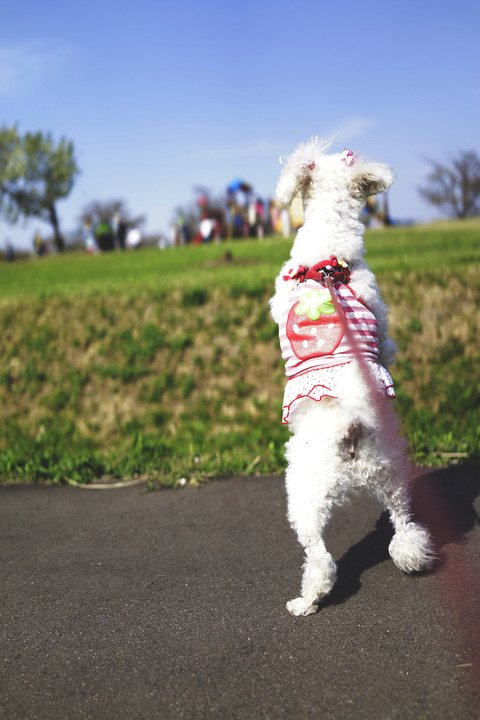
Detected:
left=286, top=596, right=319, bottom=616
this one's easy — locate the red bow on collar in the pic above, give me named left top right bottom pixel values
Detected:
left=283, top=256, right=351, bottom=284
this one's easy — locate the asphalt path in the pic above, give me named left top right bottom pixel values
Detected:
left=1, top=465, right=479, bottom=719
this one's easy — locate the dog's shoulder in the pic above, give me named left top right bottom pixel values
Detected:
left=349, top=262, right=379, bottom=302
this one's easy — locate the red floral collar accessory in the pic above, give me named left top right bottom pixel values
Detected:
left=283, top=256, right=351, bottom=285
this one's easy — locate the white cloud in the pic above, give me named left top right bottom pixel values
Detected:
left=328, top=116, right=377, bottom=144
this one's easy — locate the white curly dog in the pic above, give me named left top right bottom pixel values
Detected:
left=270, top=138, right=435, bottom=616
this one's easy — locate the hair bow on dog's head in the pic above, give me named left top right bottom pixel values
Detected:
left=341, top=149, right=357, bottom=167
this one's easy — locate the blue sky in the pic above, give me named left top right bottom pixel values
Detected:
left=1, top=0, right=479, bottom=249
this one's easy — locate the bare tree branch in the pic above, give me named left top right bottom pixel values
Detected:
left=418, top=151, right=480, bottom=219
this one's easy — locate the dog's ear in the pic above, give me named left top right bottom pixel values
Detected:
left=351, top=161, right=394, bottom=197
left=276, top=161, right=314, bottom=207
left=276, top=137, right=331, bottom=207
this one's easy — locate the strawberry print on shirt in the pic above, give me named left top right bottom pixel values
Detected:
left=286, top=287, right=344, bottom=361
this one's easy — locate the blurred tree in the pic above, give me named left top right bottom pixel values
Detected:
left=79, top=199, right=145, bottom=228
left=418, top=150, right=480, bottom=219
left=79, top=199, right=146, bottom=251
left=0, top=125, right=22, bottom=187
left=0, top=127, right=79, bottom=251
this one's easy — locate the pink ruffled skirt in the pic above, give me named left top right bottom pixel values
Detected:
left=282, top=361, right=395, bottom=424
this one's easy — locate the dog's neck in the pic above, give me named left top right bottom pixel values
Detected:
left=289, top=199, right=366, bottom=268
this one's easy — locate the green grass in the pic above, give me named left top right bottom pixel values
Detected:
left=0, top=240, right=286, bottom=300
left=2, top=221, right=479, bottom=299
left=1, top=223, right=479, bottom=485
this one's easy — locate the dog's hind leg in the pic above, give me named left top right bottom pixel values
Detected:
left=359, top=400, right=436, bottom=573
left=284, top=422, right=341, bottom=616
left=287, top=534, right=337, bottom=616
left=380, top=482, right=436, bottom=572
left=373, top=455, right=436, bottom=573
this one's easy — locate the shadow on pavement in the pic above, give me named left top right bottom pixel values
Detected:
left=411, top=463, right=480, bottom=550
left=323, top=463, right=480, bottom=608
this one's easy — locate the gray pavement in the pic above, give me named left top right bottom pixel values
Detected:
left=1, top=465, right=479, bottom=719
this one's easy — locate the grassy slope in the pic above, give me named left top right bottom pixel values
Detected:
left=1, top=223, right=479, bottom=485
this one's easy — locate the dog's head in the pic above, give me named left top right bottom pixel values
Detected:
left=276, top=137, right=394, bottom=212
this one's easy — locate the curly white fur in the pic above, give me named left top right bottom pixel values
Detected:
left=270, top=138, right=435, bottom=616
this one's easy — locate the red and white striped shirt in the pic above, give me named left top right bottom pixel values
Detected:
left=279, top=278, right=395, bottom=423
left=279, top=279, right=379, bottom=375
